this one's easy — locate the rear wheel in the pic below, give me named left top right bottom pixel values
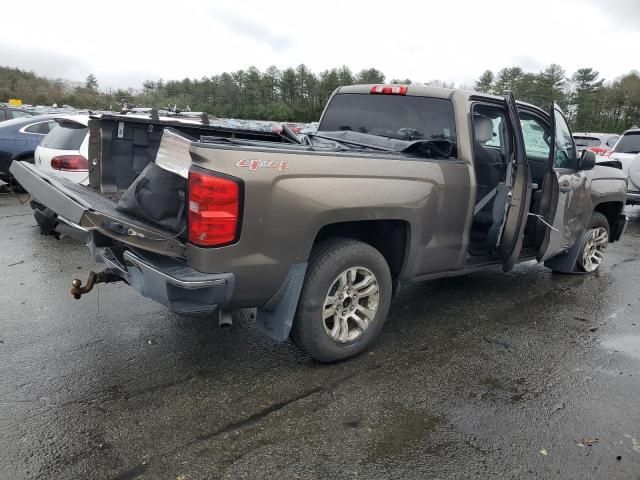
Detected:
left=577, top=212, right=610, bottom=273
left=291, top=238, right=392, bottom=362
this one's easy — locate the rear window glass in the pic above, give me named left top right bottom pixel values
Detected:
left=40, top=122, right=88, bottom=150
left=319, top=93, right=457, bottom=154
left=613, top=132, right=640, bottom=154
left=573, top=136, right=600, bottom=147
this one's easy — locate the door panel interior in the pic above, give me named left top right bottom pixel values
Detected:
left=497, top=92, right=533, bottom=271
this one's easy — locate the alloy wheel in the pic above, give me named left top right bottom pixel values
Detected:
left=322, top=266, right=379, bottom=344
left=581, top=227, right=608, bottom=272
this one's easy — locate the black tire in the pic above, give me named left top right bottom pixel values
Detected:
left=577, top=212, right=610, bottom=273
left=290, top=238, right=392, bottom=362
left=588, top=212, right=610, bottom=236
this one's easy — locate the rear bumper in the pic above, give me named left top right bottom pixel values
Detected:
left=626, top=190, right=640, bottom=205
left=89, top=233, right=234, bottom=314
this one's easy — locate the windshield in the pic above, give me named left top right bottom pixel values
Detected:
left=573, top=136, right=600, bottom=148
left=614, top=132, right=640, bottom=154
left=319, top=93, right=457, bottom=156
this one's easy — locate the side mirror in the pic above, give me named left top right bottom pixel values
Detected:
left=578, top=149, right=596, bottom=170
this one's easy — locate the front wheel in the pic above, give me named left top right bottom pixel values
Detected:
left=290, top=238, right=392, bottom=362
left=577, top=212, right=610, bottom=273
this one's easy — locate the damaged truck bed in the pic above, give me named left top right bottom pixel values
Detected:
left=11, top=84, right=628, bottom=362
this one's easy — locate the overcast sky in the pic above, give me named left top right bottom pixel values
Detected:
left=2, top=0, right=639, bottom=89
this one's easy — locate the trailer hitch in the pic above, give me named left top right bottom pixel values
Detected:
left=70, top=270, right=123, bottom=299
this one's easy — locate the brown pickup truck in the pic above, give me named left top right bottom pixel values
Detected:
left=10, top=85, right=628, bottom=362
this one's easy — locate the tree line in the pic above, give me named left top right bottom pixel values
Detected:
left=474, top=65, right=640, bottom=133
left=1, top=64, right=639, bottom=133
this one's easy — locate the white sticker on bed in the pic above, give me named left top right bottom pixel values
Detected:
left=154, top=128, right=192, bottom=178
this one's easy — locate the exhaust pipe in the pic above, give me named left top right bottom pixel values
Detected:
left=218, top=309, right=233, bottom=328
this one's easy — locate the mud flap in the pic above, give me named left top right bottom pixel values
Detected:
left=543, top=230, right=588, bottom=274
left=256, top=263, right=307, bottom=342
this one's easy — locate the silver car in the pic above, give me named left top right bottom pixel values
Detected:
left=602, top=128, right=640, bottom=203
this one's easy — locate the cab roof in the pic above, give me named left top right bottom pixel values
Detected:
left=335, top=84, right=545, bottom=115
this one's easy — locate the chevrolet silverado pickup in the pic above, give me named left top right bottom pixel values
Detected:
left=10, top=85, right=628, bottom=362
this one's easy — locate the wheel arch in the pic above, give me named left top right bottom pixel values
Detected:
left=255, top=223, right=408, bottom=344
left=593, top=200, right=625, bottom=242
left=13, top=151, right=36, bottom=161
left=311, top=219, right=410, bottom=281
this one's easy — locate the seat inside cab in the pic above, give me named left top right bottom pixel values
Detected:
left=468, top=105, right=552, bottom=257
left=468, top=106, right=509, bottom=256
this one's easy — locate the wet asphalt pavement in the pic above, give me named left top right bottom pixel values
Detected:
left=1, top=191, right=639, bottom=480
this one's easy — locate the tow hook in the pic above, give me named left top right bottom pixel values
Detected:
left=70, top=270, right=123, bottom=299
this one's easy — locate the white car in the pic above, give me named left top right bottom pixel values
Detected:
left=572, top=132, right=619, bottom=158
left=32, top=115, right=90, bottom=240
left=624, top=154, right=640, bottom=204
left=598, top=127, right=640, bottom=204
left=35, top=115, right=90, bottom=185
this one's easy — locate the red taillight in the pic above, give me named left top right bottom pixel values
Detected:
left=370, top=85, right=408, bottom=95
left=188, top=170, right=240, bottom=247
left=51, top=155, right=88, bottom=171
left=586, top=146, right=611, bottom=156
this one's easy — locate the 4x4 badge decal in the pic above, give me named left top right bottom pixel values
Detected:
left=236, top=159, right=289, bottom=172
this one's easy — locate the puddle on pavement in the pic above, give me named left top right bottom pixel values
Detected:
left=366, top=404, right=443, bottom=463
left=602, top=335, right=640, bottom=360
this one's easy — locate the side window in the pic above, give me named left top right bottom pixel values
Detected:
left=24, top=122, right=50, bottom=134
left=520, top=114, right=551, bottom=161
left=553, top=109, right=577, bottom=169
left=0, top=109, right=6, bottom=121
left=607, top=136, right=619, bottom=148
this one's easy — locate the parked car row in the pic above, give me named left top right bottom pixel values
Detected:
left=0, top=105, right=35, bottom=122
left=0, top=102, right=91, bottom=122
